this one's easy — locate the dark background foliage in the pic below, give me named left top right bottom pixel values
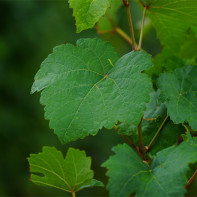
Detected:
left=0, top=0, right=196, bottom=196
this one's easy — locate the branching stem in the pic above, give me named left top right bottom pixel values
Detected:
left=138, top=7, right=147, bottom=50
left=147, top=115, right=169, bottom=151
left=185, top=170, right=197, bottom=189
left=122, top=0, right=136, bottom=50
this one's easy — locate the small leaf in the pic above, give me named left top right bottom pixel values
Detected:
left=103, top=135, right=197, bottom=197
left=68, top=0, right=111, bottom=32
left=28, top=147, right=103, bottom=193
left=158, top=65, right=197, bottom=130
left=32, top=38, right=153, bottom=143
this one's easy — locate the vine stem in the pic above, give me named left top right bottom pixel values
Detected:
left=96, top=26, right=132, bottom=45
left=138, top=118, right=145, bottom=154
left=138, top=6, right=147, bottom=50
left=116, top=27, right=132, bottom=45
left=71, top=191, right=76, bottom=197
left=113, top=125, right=143, bottom=159
left=147, top=115, right=169, bottom=151
left=185, top=170, right=197, bottom=188
left=122, top=0, right=136, bottom=50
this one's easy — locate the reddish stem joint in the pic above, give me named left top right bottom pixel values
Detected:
left=139, top=0, right=152, bottom=9
left=122, top=0, right=129, bottom=7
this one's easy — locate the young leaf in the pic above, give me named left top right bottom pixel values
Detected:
left=32, top=38, right=153, bottom=143
left=158, top=65, right=197, bottom=130
left=28, top=147, right=103, bottom=194
left=146, top=0, right=197, bottom=49
left=103, top=136, right=197, bottom=197
left=68, top=0, right=111, bottom=32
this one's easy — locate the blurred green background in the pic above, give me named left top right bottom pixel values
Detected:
left=0, top=0, right=196, bottom=196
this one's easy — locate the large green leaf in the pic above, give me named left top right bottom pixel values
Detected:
left=68, top=0, right=111, bottom=32
left=32, top=38, right=153, bottom=143
left=146, top=0, right=197, bottom=49
left=117, top=90, right=185, bottom=154
left=158, top=65, right=197, bottom=130
left=28, top=147, right=103, bottom=193
left=103, top=135, right=197, bottom=197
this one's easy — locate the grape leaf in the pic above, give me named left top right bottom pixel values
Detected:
left=147, top=47, right=184, bottom=77
left=117, top=90, right=185, bottom=154
left=158, top=65, right=197, bottom=130
left=147, top=28, right=197, bottom=77
left=28, top=147, right=103, bottom=193
left=146, top=0, right=197, bottom=49
left=68, top=0, right=111, bottom=33
left=103, top=135, right=197, bottom=197
left=32, top=38, right=153, bottom=143
left=139, top=0, right=153, bottom=6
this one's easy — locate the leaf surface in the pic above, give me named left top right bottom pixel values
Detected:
left=158, top=65, right=197, bottom=130
left=68, top=0, right=111, bottom=32
left=28, top=147, right=103, bottom=193
left=146, top=0, right=197, bottom=49
left=103, top=135, right=197, bottom=197
left=32, top=38, right=153, bottom=143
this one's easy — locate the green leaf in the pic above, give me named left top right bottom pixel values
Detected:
left=68, top=0, right=111, bottom=32
left=158, top=65, right=197, bottom=130
left=142, top=90, right=185, bottom=154
left=180, top=28, right=197, bottom=63
left=32, top=38, right=153, bottom=143
left=28, top=147, right=103, bottom=193
left=140, top=0, right=153, bottom=6
left=146, top=0, right=197, bottom=49
left=147, top=47, right=184, bottom=77
left=147, top=28, right=197, bottom=77
left=117, top=90, right=185, bottom=154
left=103, top=136, right=197, bottom=197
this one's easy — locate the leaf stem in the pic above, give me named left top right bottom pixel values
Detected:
left=138, top=118, right=145, bottom=154
left=138, top=7, right=147, bottom=50
left=122, top=0, right=136, bottom=50
left=113, top=125, right=143, bottom=159
left=185, top=170, right=197, bottom=189
left=96, top=25, right=133, bottom=46
left=116, top=27, right=132, bottom=45
left=143, top=118, right=156, bottom=121
left=71, top=191, right=76, bottom=197
left=147, top=115, right=169, bottom=151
